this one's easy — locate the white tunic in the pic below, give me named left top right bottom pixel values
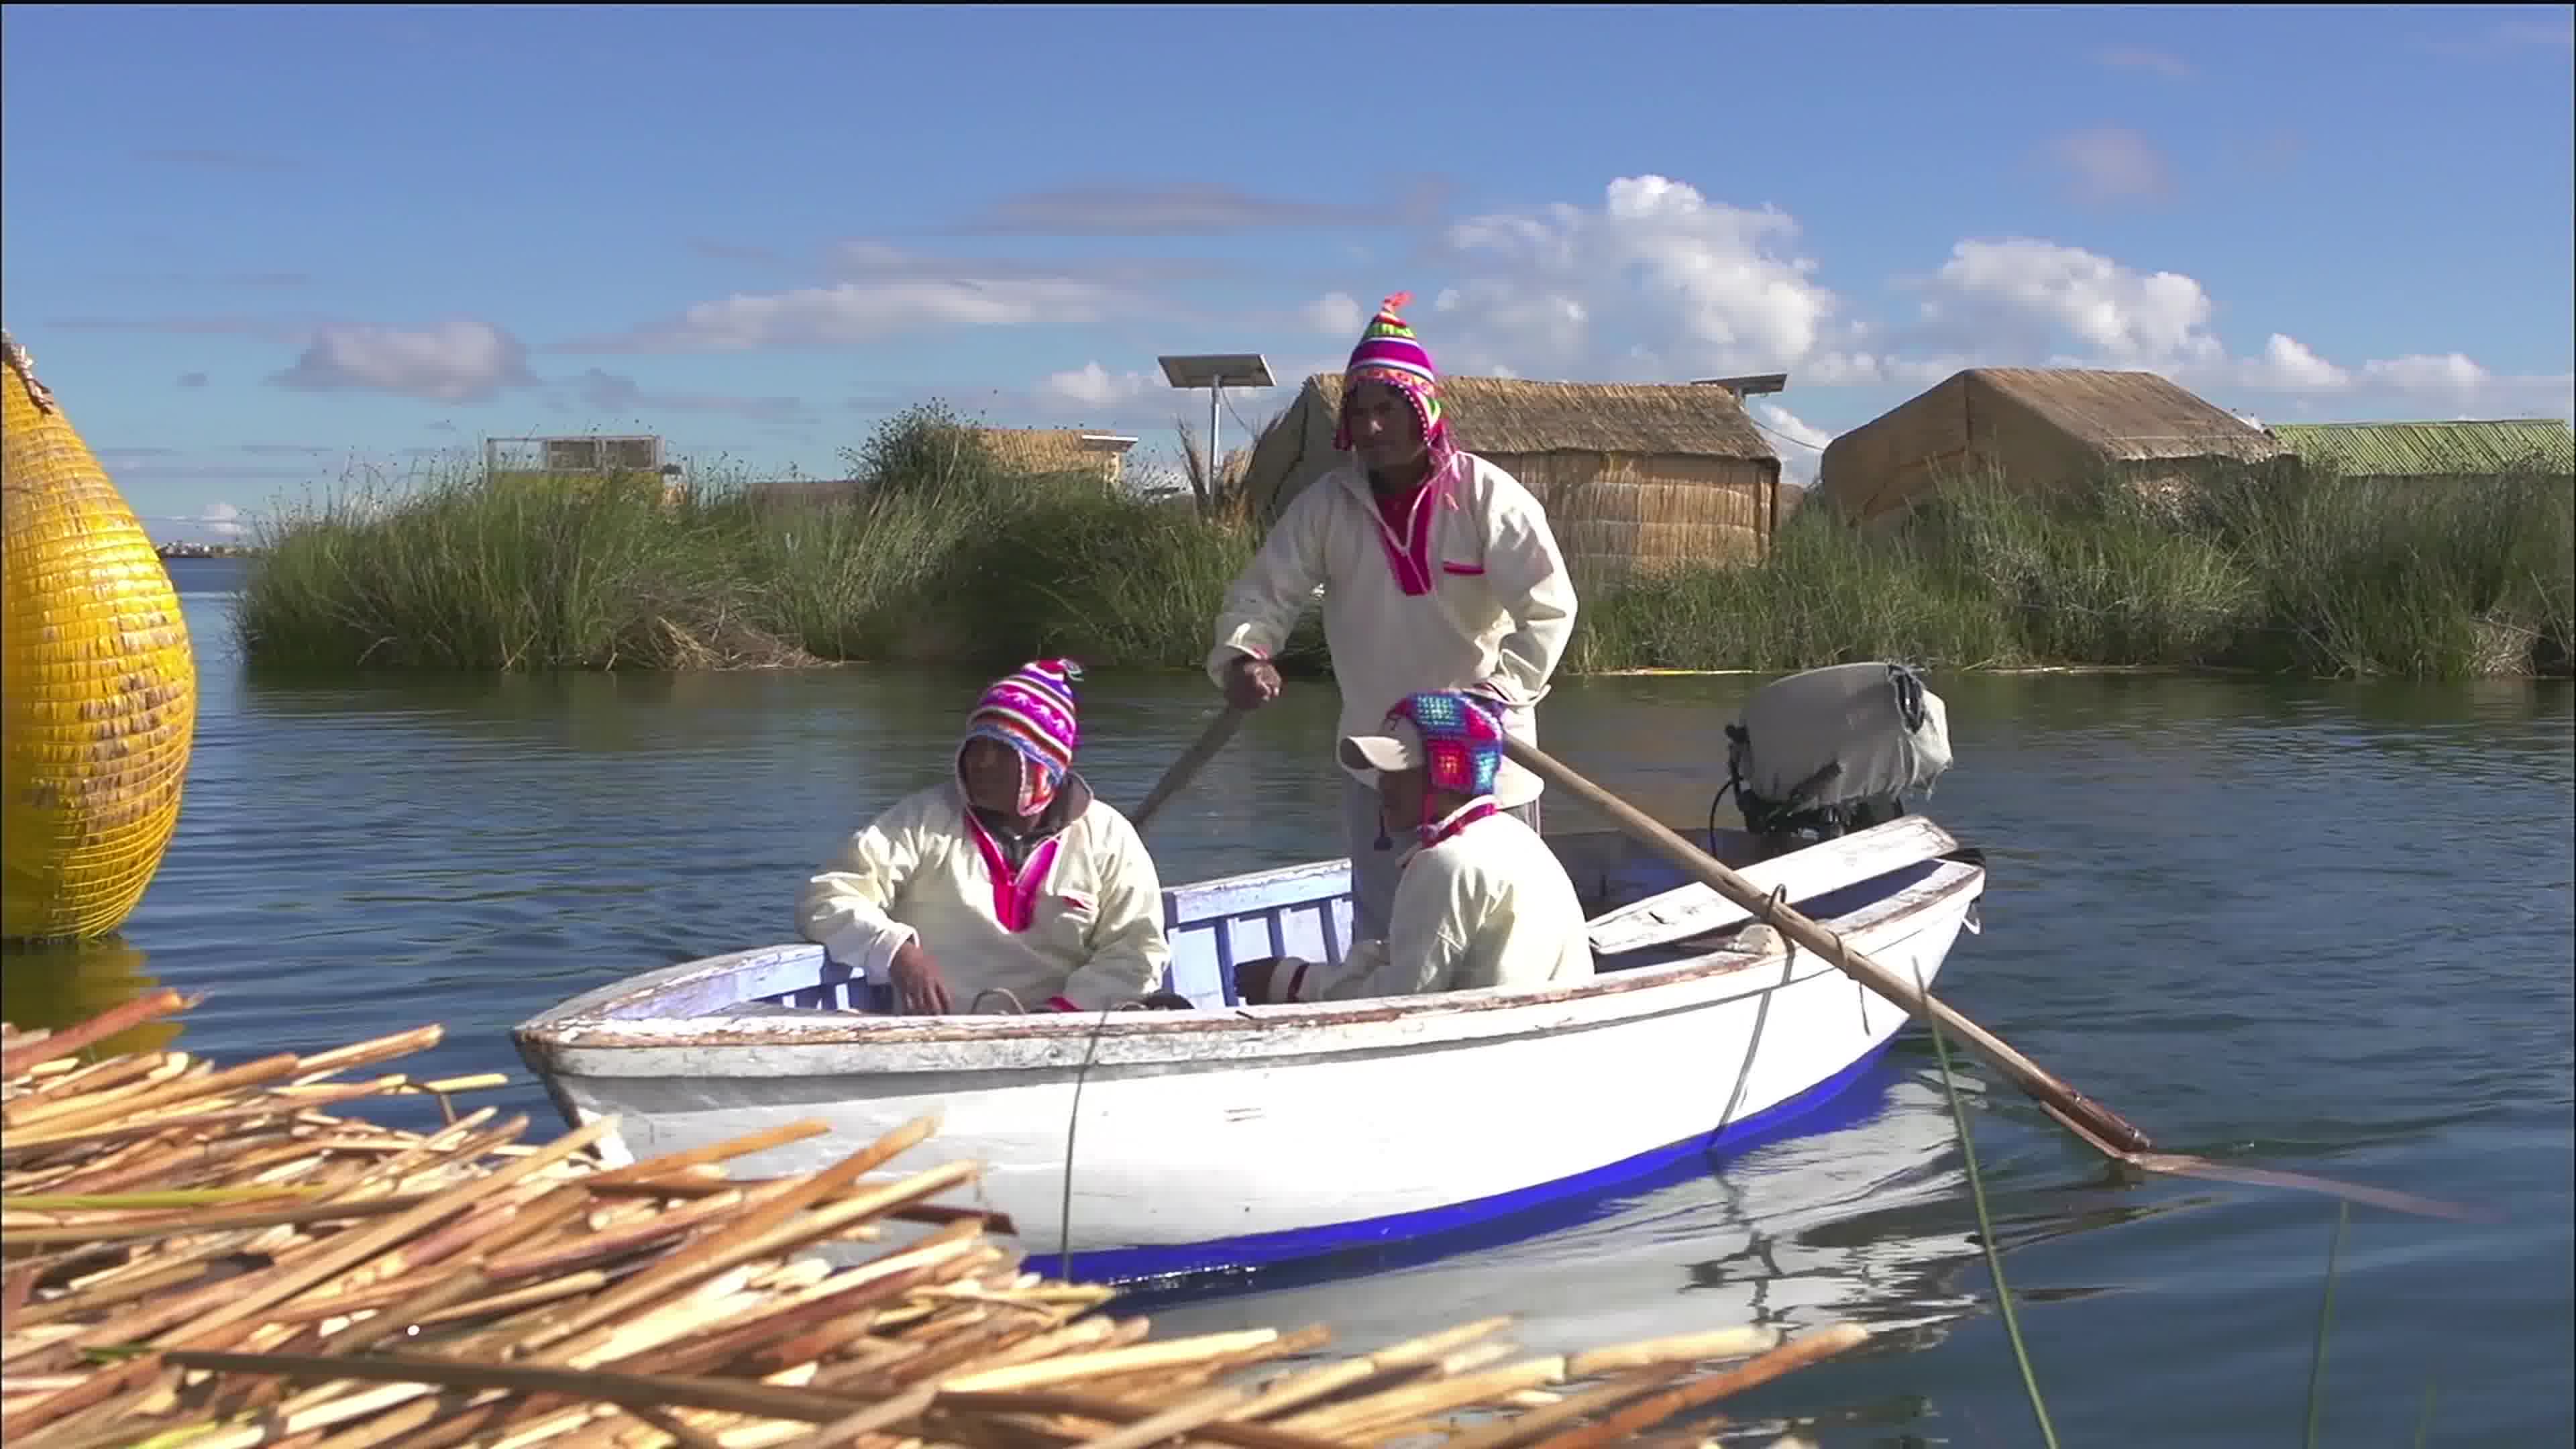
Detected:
left=796, top=774, right=1171, bottom=1013
left=1289, top=800, right=1595, bottom=1003
left=1207, top=452, right=1578, bottom=808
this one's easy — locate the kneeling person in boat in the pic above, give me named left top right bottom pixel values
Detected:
left=1240, top=690, right=1594, bottom=1005
left=796, top=659, right=1173, bottom=1016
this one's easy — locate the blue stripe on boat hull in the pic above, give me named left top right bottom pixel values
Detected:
left=1026, top=1034, right=1906, bottom=1290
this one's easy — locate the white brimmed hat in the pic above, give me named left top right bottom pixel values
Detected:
left=1338, top=716, right=1425, bottom=775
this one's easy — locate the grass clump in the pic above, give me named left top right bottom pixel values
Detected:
left=1570, top=503, right=2018, bottom=674
left=2189, top=462, right=2574, bottom=678
left=234, top=407, right=2574, bottom=680
left=1580, top=460, right=2571, bottom=679
left=234, top=407, right=1325, bottom=674
left=233, top=470, right=801, bottom=672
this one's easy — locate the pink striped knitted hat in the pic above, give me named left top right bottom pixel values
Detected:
left=1332, top=291, right=1457, bottom=475
left=961, top=658, right=1083, bottom=814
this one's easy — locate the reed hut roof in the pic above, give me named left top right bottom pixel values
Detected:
left=1950, top=368, right=2287, bottom=463
left=1301, top=373, right=1777, bottom=460
left=2264, top=418, right=2575, bottom=476
left=972, top=426, right=1138, bottom=476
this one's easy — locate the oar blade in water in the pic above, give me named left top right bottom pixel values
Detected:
left=2125, top=1152, right=2504, bottom=1224
left=1505, top=737, right=2495, bottom=1228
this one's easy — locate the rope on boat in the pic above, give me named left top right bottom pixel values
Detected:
left=1059, top=1002, right=1118, bottom=1270
left=965, top=982, right=1171, bottom=1265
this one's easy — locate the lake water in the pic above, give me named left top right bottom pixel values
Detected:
left=5, top=554, right=2570, bottom=1446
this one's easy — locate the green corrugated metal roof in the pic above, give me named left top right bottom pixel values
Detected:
left=2267, top=419, right=2575, bottom=476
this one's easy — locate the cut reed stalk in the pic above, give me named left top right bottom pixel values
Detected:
left=5, top=998, right=1872, bottom=1448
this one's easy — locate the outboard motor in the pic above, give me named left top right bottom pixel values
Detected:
left=1717, top=661, right=1953, bottom=855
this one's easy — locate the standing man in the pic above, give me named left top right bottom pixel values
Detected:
left=1206, top=293, right=1578, bottom=941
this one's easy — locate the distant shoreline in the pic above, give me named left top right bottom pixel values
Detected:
left=156, top=543, right=261, bottom=559
left=220, top=409, right=2575, bottom=682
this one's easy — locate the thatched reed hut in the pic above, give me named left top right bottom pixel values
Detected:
left=1242, top=374, right=1786, bottom=576
left=2264, top=418, right=2575, bottom=484
left=1815, top=368, right=2290, bottom=527
left=972, top=427, right=1139, bottom=489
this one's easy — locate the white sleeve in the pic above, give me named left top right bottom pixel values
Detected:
left=795, top=796, right=928, bottom=982
left=1295, top=853, right=1470, bottom=1002
left=1205, top=483, right=1331, bottom=685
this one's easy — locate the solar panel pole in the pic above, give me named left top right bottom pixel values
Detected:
left=1159, top=354, right=1276, bottom=505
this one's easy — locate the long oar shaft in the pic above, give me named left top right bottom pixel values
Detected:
left=1504, top=737, right=2153, bottom=1152
left=1130, top=706, right=1246, bottom=835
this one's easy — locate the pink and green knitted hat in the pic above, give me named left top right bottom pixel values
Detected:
left=961, top=658, right=1083, bottom=812
left=1333, top=292, right=1457, bottom=474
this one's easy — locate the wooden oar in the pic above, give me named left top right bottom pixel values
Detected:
left=1128, top=705, right=1246, bottom=835
left=1504, top=737, right=2497, bottom=1224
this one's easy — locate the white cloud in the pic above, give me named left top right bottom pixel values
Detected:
left=1914, top=237, right=2222, bottom=366
left=1432, top=175, right=1859, bottom=381
left=198, top=501, right=248, bottom=539
left=1904, top=238, right=2571, bottom=413
left=578, top=278, right=1111, bottom=354
left=1303, top=291, right=1364, bottom=337
left=1002, top=174, right=2568, bottom=431
left=1752, top=402, right=1835, bottom=488
left=2235, top=333, right=2349, bottom=391
left=2359, top=353, right=2488, bottom=393
left=1036, top=360, right=1156, bottom=412
left=2043, top=127, right=2178, bottom=206
left=271, top=318, right=535, bottom=402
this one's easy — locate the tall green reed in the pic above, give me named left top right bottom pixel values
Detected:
left=235, top=413, right=2574, bottom=680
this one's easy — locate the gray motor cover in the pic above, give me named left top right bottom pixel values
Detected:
left=1729, top=661, right=1952, bottom=815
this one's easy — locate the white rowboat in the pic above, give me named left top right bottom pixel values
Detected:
left=513, top=812, right=1986, bottom=1287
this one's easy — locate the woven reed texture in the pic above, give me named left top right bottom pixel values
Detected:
left=1817, top=367, right=2289, bottom=525
left=974, top=425, right=1129, bottom=487
left=2, top=334, right=197, bottom=943
left=2267, top=418, right=2576, bottom=479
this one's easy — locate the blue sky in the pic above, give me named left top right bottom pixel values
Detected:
left=5, top=3, right=2571, bottom=543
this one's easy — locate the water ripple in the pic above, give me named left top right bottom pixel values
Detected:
left=4, top=584, right=2567, bottom=1446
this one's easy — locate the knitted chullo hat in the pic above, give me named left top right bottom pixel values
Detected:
left=1339, top=690, right=1507, bottom=843
left=960, top=658, right=1083, bottom=815
left=1332, top=291, right=1457, bottom=476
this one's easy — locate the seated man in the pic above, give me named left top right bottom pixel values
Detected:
left=1238, top=690, right=1595, bottom=1006
left=797, top=659, right=1174, bottom=1015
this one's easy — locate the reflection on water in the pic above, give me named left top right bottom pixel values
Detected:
left=0, top=936, right=183, bottom=1059
left=0, top=572, right=2563, bottom=1444
left=1138, top=1064, right=2168, bottom=1366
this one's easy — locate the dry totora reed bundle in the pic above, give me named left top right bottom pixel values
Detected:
left=3, top=991, right=1870, bottom=1448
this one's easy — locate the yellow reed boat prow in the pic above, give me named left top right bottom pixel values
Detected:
left=1, top=330, right=197, bottom=944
